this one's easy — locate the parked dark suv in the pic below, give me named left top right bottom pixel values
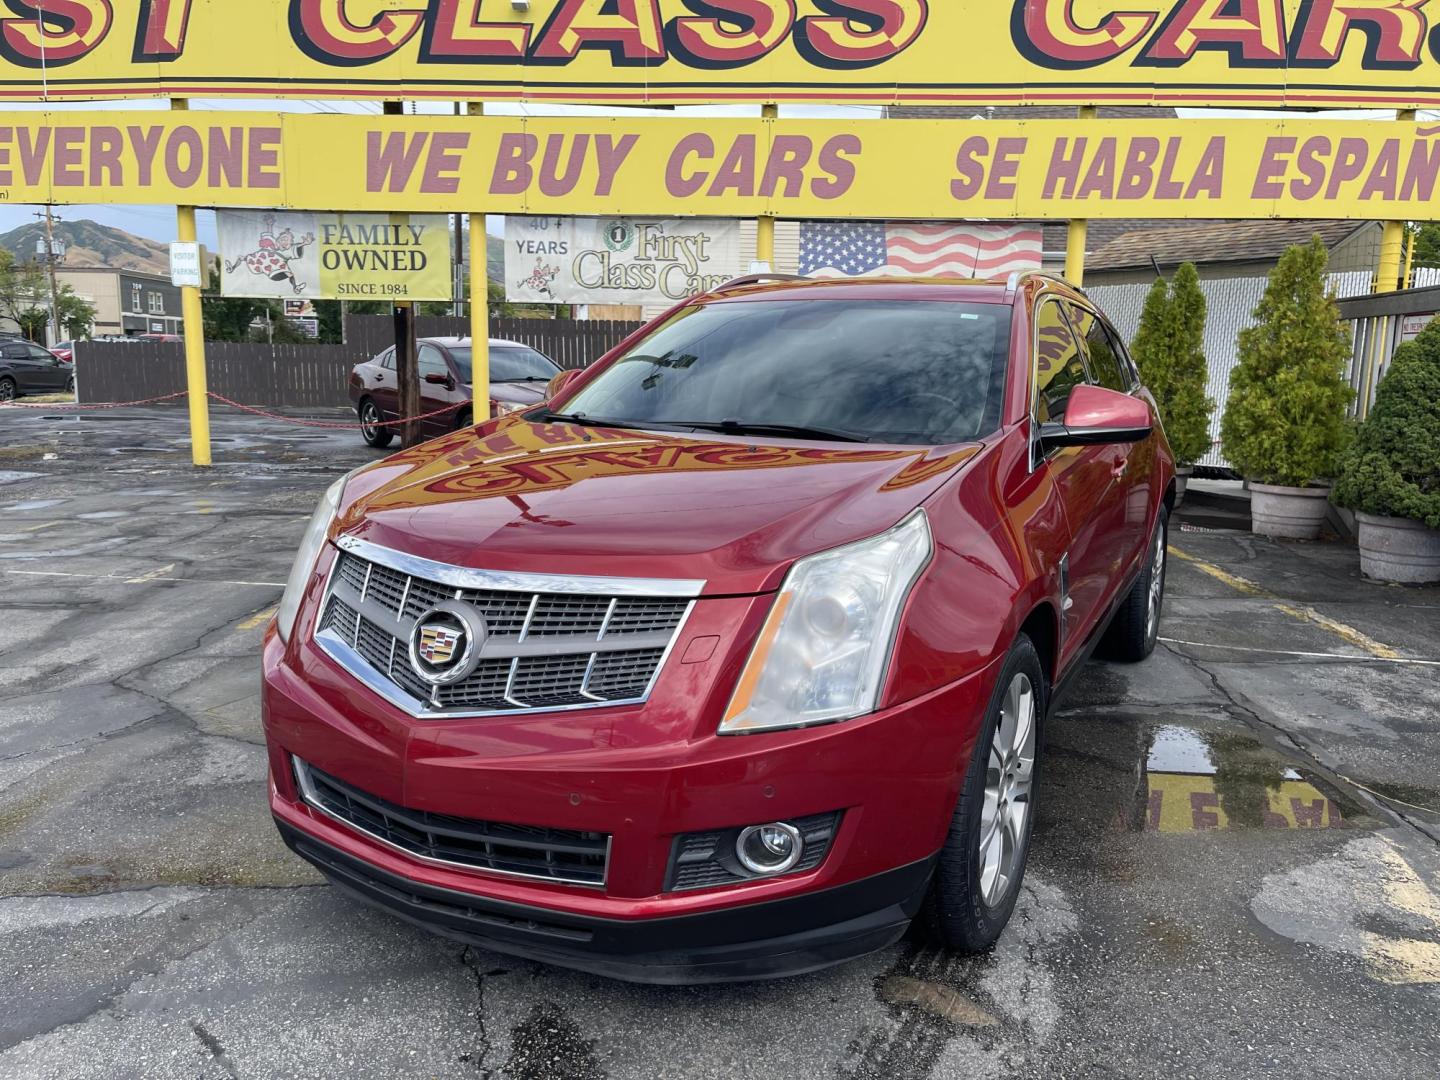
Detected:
left=0, top=339, right=73, bottom=400
left=348, top=337, right=561, bottom=447
left=267, top=274, right=1175, bottom=984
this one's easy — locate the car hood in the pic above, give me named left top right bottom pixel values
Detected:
left=490, top=380, right=550, bottom=405
left=338, top=418, right=980, bottom=595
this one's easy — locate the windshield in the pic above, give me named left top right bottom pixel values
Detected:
left=452, top=345, right=560, bottom=384
left=558, top=299, right=1011, bottom=445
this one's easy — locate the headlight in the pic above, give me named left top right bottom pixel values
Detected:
left=494, top=400, right=524, bottom=417
left=275, top=473, right=349, bottom=643
left=720, top=510, right=932, bottom=735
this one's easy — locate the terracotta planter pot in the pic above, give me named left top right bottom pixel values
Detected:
left=1174, top=466, right=1192, bottom=507
left=1356, top=513, right=1440, bottom=584
left=1249, top=482, right=1332, bottom=540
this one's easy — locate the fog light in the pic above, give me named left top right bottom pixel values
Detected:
left=736, top=822, right=803, bottom=876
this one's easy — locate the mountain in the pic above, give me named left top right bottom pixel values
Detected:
left=0, top=219, right=170, bottom=275
left=487, top=233, right=504, bottom=283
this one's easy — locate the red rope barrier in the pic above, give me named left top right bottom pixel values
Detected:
left=0, top=392, right=473, bottom=431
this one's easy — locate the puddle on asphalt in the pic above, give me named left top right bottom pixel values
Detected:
left=1045, top=716, right=1366, bottom=839
left=0, top=470, right=42, bottom=483
left=77, top=511, right=127, bottom=520
left=4, top=499, right=65, bottom=511
left=108, top=447, right=179, bottom=455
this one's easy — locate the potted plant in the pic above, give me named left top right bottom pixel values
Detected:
left=1131, top=263, right=1215, bottom=504
left=1220, top=238, right=1354, bottom=539
left=1332, top=320, right=1440, bottom=583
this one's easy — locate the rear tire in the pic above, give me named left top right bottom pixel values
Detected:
left=923, top=635, right=1046, bottom=954
left=359, top=398, right=393, bottom=449
left=0, top=377, right=16, bottom=403
left=1100, top=505, right=1169, bottom=663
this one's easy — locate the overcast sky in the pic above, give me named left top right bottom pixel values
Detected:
left=0, top=99, right=1403, bottom=253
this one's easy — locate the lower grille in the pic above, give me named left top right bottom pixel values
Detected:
left=293, top=758, right=609, bottom=888
left=667, top=813, right=842, bottom=892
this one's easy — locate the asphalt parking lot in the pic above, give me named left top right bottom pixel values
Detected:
left=2, top=405, right=1438, bottom=1079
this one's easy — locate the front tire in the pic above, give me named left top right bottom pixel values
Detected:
left=1101, top=505, right=1169, bottom=663
left=923, top=635, right=1045, bottom=954
left=358, top=398, right=393, bottom=449
left=454, top=407, right=472, bottom=431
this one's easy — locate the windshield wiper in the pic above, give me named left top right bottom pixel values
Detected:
left=671, top=419, right=872, bottom=444
left=532, top=409, right=675, bottom=433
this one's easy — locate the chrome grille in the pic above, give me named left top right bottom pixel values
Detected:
left=314, top=537, right=699, bottom=719
left=293, top=757, right=609, bottom=887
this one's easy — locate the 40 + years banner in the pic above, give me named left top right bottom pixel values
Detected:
left=505, top=217, right=744, bottom=306
left=8, top=1, right=1440, bottom=110
left=9, top=112, right=1440, bottom=221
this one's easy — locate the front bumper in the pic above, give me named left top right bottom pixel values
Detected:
left=279, top=819, right=933, bottom=984
left=263, top=602, right=999, bottom=982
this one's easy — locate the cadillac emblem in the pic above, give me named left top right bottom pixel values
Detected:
left=408, top=600, right=488, bottom=686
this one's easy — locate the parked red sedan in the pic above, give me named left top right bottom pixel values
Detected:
left=265, top=274, right=1175, bottom=983
left=348, top=336, right=561, bottom=448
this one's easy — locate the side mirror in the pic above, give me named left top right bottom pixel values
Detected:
left=423, top=372, right=451, bottom=387
left=545, top=368, right=584, bottom=401
left=1040, top=384, right=1153, bottom=453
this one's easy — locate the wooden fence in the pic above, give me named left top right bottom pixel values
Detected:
left=344, top=315, right=645, bottom=370
left=75, top=315, right=647, bottom=408
left=75, top=340, right=358, bottom=408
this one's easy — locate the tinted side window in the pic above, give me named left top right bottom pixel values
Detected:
left=1068, top=304, right=1128, bottom=393
left=418, top=345, right=449, bottom=379
left=1034, top=300, right=1087, bottom=425
left=378, top=348, right=395, bottom=370
left=2, top=344, right=26, bottom=359
left=1104, top=323, right=1140, bottom=388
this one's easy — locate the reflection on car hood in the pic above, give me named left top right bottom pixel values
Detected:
left=339, top=418, right=980, bottom=595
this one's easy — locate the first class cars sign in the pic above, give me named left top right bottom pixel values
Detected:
left=8, top=1, right=1440, bottom=110
left=506, top=217, right=744, bottom=305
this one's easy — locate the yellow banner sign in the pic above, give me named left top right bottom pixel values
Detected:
left=7, top=111, right=1440, bottom=220
left=5, top=1, right=1440, bottom=109
left=217, top=210, right=453, bottom=300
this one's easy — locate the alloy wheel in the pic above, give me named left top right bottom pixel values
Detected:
left=979, top=672, right=1036, bottom=907
left=1146, top=524, right=1167, bottom=642
left=361, top=403, right=380, bottom=440
left=0, top=379, right=14, bottom=402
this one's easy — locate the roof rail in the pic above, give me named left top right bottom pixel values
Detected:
left=712, top=272, right=810, bottom=292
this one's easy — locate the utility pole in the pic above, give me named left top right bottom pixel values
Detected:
left=385, top=100, right=420, bottom=447
left=34, top=208, right=64, bottom=345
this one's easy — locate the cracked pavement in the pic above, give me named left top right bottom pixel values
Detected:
left=2, top=407, right=1439, bottom=1078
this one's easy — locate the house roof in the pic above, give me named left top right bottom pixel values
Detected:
left=1087, top=219, right=1372, bottom=271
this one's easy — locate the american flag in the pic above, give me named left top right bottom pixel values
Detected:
left=798, top=222, right=1043, bottom=279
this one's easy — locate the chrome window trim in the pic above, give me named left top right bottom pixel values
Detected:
left=334, top=534, right=706, bottom=599
left=291, top=756, right=610, bottom=889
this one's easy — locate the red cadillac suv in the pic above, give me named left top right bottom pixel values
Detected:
left=263, top=274, right=1175, bottom=984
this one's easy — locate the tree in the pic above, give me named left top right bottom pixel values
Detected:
left=1162, top=263, right=1216, bottom=466
left=1129, top=264, right=1216, bottom=466
left=0, top=250, right=48, bottom=338
left=1332, top=318, right=1440, bottom=528
left=1220, top=237, right=1354, bottom=488
left=1412, top=223, right=1440, bottom=270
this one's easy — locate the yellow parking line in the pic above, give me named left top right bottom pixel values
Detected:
left=20, top=521, right=61, bottom=533
left=1169, top=546, right=1403, bottom=661
left=237, top=606, right=277, bottom=631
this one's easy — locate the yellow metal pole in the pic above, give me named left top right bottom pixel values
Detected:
left=1376, top=109, right=1416, bottom=294
left=172, top=99, right=211, bottom=467
left=1402, top=225, right=1416, bottom=290
left=468, top=102, right=490, bottom=422
left=1064, top=106, right=1097, bottom=287
left=756, top=104, right=777, bottom=270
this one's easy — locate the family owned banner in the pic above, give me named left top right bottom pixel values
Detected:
left=505, top=217, right=744, bottom=305
left=217, top=211, right=453, bottom=300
